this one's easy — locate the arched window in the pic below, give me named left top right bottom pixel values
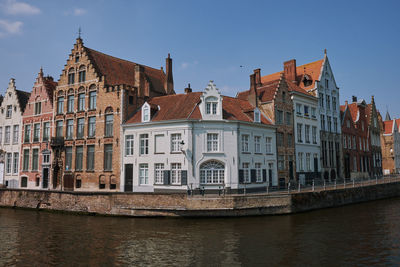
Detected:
left=68, top=68, right=75, bottom=85
left=205, top=96, right=218, bottom=115
left=200, top=161, right=225, bottom=184
left=78, top=65, right=86, bottom=83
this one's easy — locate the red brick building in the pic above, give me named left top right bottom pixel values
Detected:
left=340, top=96, right=372, bottom=179
left=20, top=68, right=57, bottom=189
left=51, top=37, right=174, bottom=191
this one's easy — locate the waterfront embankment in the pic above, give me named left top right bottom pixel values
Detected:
left=1, top=179, right=400, bottom=217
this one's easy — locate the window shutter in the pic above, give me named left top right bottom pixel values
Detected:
left=163, top=170, right=170, bottom=185
left=181, top=170, right=188, bottom=185
left=251, top=169, right=256, bottom=183
left=238, top=170, right=244, bottom=184
left=263, top=169, right=267, bottom=182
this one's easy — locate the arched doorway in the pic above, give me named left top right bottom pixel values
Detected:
left=200, top=161, right=225, bottom=185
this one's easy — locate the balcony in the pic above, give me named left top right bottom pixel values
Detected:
left=50, top=137, right=64, bottom=147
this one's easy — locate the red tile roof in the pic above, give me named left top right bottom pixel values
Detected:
left=384, top=120, right=394, bottom=135
left=125, top=92, right=272, bottom=125
left=85, top=48, right=168, bottom=95
left=347, top=103, right=360, bottom=123
left=237, top=80, right=280, bottom=102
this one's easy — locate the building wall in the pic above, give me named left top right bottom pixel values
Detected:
left=368, top=98, right=383, bottom=176
left=0, top=79, right=24, bottom=188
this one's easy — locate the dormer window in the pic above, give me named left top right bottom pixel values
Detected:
left=302, top=75, right=312, bottom=87
left=142, top=103, right=150, bottom=122
left=254, top=108, right=260, bottom=123
left=206, top=96, right=218, bottom=115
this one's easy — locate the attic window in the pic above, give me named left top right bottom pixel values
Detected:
left=75, top=54, right=80, bottom=63
left=129, top=95, right=134, bottom=105
left=142, top=104, right=150, bottom=122
left=205, top=96, right=218, bottom=115
left=254, top=109, right=261, bottom=123
left=302, top=75, right=312, bottom=87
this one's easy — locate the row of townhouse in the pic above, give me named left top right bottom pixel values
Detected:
left=0, top=37, right=385, bottom=193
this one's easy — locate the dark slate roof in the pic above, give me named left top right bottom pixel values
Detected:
left=16, top=90, right=30, bottom=112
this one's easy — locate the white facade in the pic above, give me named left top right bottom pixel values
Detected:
left=0, top=79, right=25, bottom=188
left=292, top=91, right=321, bottom=184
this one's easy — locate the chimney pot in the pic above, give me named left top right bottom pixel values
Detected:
left=184, top=83, right=192, bottom=94
left=352, top=96, right=357, bottom=103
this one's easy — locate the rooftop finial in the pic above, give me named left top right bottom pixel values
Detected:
left=78, top=27, right=82, bottom=39
left=324, top=48, right=327, bottom=55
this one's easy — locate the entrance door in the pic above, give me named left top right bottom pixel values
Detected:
left=344, top=154, right=350, bottom=179
left=289, top=161, right=294, bottom=180
left=42, top=168, right=49, bottom=189
left=124, top=164, right=133, bottom=192
left=63, top=174, right=74, bottom=191
left=268, top=168, right=273, bottom=187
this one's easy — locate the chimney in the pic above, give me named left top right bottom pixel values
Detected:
left=254, top=68, right=261, bottom=87
left=352, top=95, right=357, bottom=103
left=184, top=83, right=192, bottom=94
left=345, top=100, right=348, bottom=106
left=283, top=59, right=297, bottom=83
left=165, top=53, right=174, bottom=94
left=248, top=73, right=258, bottom=107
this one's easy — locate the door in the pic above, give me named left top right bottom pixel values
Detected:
left=124, top=164, right=133, bottom=192
left=289, top=161, right=294, bottom=180
left=268, top=169, right=273, bottom=187
left=63, top=174, right=74, bottom=191
left=42, top=168, right=49, bottom=189
left=344, top=154, right=350, bottom=179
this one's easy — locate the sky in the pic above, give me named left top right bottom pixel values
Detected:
left=0, top=0, right=399, bottom=117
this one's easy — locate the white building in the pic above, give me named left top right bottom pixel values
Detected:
left=292, top=88, right=321, bottom=185
left=0, top=78, right=30, bottom=187
left=121, top=81, right=277, bottom=193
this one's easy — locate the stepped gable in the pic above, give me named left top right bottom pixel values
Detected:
left=85, top=47, right=168, bottom=95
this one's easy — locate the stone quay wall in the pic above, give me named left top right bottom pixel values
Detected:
left=1, top=181, right=400, bottom=217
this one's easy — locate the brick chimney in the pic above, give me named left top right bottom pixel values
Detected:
left=352, top=95, right=357, bottom=103
left=184, top=83, right=192, bottom=94
left=248, top=73, right=258, bottom=107
left=254, top=68, right=262, bottom=87
left=283, top=59, right=297, bottom=83
left=165, top=53, right=174, bottom=95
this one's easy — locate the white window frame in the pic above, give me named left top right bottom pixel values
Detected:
left=154, top=163, right=164, bottom=184
left=254, top=136, right=261, bottom=153
left=139, top=164, right=149, bottom=185
left=125, top=135, right=134, bottom=156
left=140, top=134, right=149, bottom=155
left=255, top=162, right=262, bottom=182
left=171, top=163, right=181, bottom=185
left=241, top=134, right=249, bottom=153
left=207, top=133, right=219, bottom=152
left=242, top=162, right=250, bottom=183
left=171, top=133, right=182, bottom=153
left=266, top=137, right=272, bottom=154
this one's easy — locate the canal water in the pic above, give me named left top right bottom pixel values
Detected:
left=1, top=198, right=400, bottom=266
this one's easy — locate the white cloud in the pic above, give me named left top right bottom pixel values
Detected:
left=180, top=60, right=198, bottom=70
left=73, top=8, right=87, bottom=16
left=0, top=19, right=23, bottom=37
left=181, top=62, right=189, bottom=69
left=2, top=0, right=40, bottom=15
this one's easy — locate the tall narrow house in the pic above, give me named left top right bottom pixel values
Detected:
left=51, top=37, right=174, bottom=191
left=20, top=68, right=57, bottom=189
left=0, top=78, right=30, bottom=188
left=366, top=96, right=383, bottom=176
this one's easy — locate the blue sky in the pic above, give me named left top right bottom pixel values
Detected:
left=0, top=0, right=399, bottom=117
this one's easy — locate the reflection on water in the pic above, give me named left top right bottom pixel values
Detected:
left=1, top=198, right=400, bottom=266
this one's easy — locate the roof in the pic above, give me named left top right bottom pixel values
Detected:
left=85, top=47, right=168, bottom=95
left=16, top=90, right=30, bottom=112
left=384, top=120, right=394, bottom=135
left=125, top=92, right=272, bottom=125
left=347, top=103, right=359, bottom=123
left=261, top=59, right=324, bottom=90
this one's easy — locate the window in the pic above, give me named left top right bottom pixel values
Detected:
left=104, top=144, right=113, bottom=171
left=65, top=147, right=72, bottom=171
left=298, top=152, right=304, bottom=171
left=140, top=134, right=149, bottom=155
left=297, top=123, right=303, bottom=142
left=305, top=125, right=310, bottom=143
left=89, top=91, right=97, bottom=110
left=155, top=163, right=164, bottom=184
left=361, top=121, right=365, bottom=131
left=75, top=54, right=79, bottom=63
left=125, top=135, right=134, bottom=156
left=6, top=105, right=12, bottom=118
left=266, top=137, right=272, bottom=153
left=33, top=123, right=40, bottom=142
left=66, top=120, right=73, bottom=140
left=277, top=132, right=284, bottom=147
left=75, top=146, right=83, bottom=171
left=6, top=153, right=11, bottom=174
left=347, top=120, right=350, bottom=128
left=67, top=95, right=74, bottom=113
left=254, top=109, right=260, bottom=123
left=304, top=106, right=309, bottom=116
left=241, top=135, right=249, bottom=152
left=359, top=137, right=362, bottom=150
left=306, top=153, right=311, bottom=171
left=43, top=122, right=50, bottom=141
left=143, top=105, right=150, bottom=122
left=78, top=67, right=86, bottom=83
left=334, top=118, right=338, bottom=132
left=4, top=126, right=10, bottom=144
left=35, top=102, right=41, bottom=115
left=43, top=153, right=50, bottom=164
left=255, top=163, right=262, bottom=182
left=138, top=164, right=149, bottom=185
left=327, top=116, right=332, bottom=132
left=171, top=163, right=181, bottom=184
left=343, top=135, right=347, bottom=148
left=282, top=91, right=286, bottom=103
left=206, top=97, right=218, bottom=115
left=88, top=116, right=96, bottom=138
left=207, top=133, right=219, bottom=152
left=312, top=126, right=317, bottom=144
left=276, top=110, right=283, bottom=124
left=32, top=149, right=39, bottom=171
left=57, top=97, right=64, bottom=114
left=105, top=114, right=113, bottom=137
left=242, top=162, right=250, bottom=183
left=87, top=145, right=95, bottom=171
left=321, top=115, right=325, bottom=130
left=325, top=79, right=329, bottom=89
left=200, top=161, right=224, bottom=184
left=0, top=127, right=2, bottom=144
left=278, top=155, right=285, bottom=170
left=287, top=133, right=293, bottom=147
left=252, top=136, right=260, bottom=153
left=332, top=97, right=337, bottom=111
left=347, top=136, right=351, bottom=149
left=154, top=134, right=165, bottom=154
left=326, top=95, right=330, bottom=110
left=13, top=152, right=18, bottom=174
left=23, top=150, right=29, bottom=171
left=171, top=133, right=182, bottom=152
left=311, top=107, right=316, bottom=118
left=24, top=125, right=31, bottom=143
left=77, top=118, right=84, bottom=139
left=352, top=136, right=356, bottom=149
left=286, top=112, right=292, bottom=125
left=319, top=93, right=324, bottom=108
left=78, top=93, right=85, bottom=111
left=353, top=156, right=357, bottom=172
left=296, top=104, right=302, bottom=115
left=68, top=69, right=75, bottom=84
left=12, top=125, right=18, bottom=144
